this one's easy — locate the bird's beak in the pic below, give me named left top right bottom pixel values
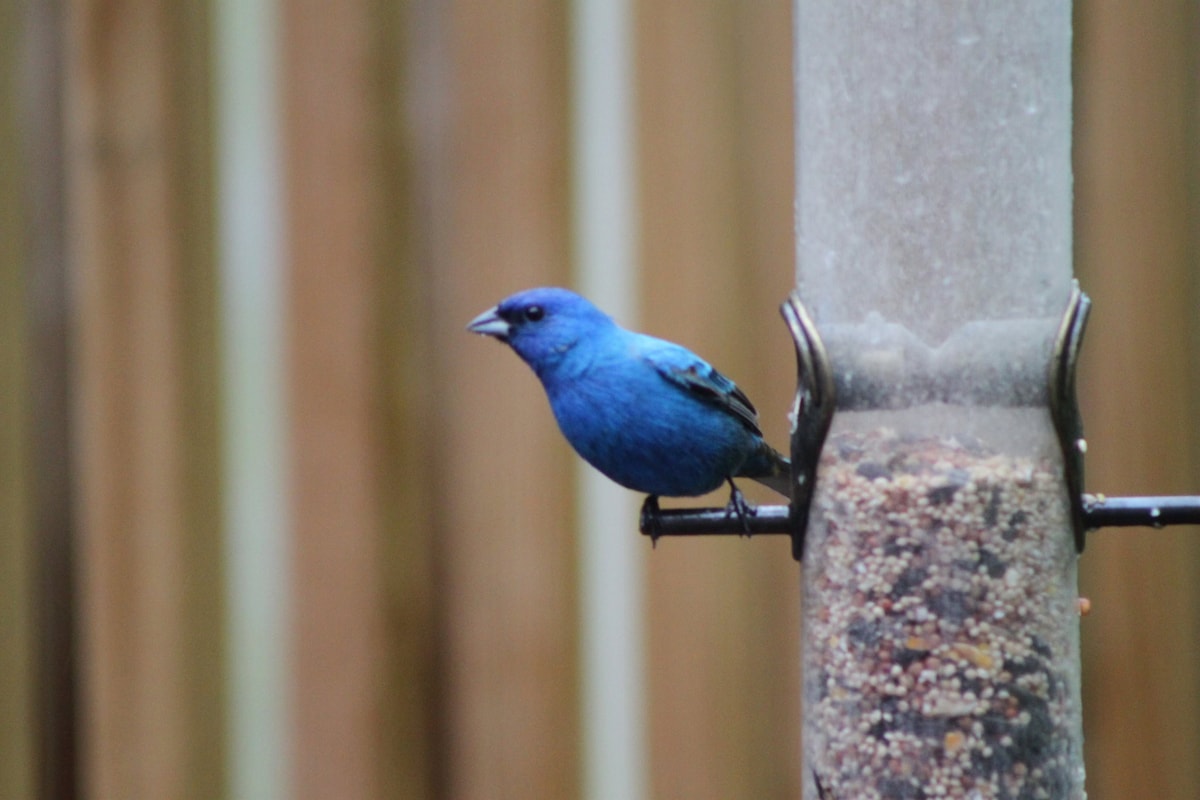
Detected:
left=466, top=306, right=512, bottom=340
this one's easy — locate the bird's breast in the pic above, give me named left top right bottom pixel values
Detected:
left=543, top=364, right=753, bottom=497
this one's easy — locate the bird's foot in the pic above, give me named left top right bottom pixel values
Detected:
left=640, top=495, right=662, bottom=547
left=725, top=479, right=756, bottom=537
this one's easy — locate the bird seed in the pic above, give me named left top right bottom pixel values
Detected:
left=803, top=428, right=1085, bottom=800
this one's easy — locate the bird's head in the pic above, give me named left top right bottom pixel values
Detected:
left=467, top=287, right=614, bottom=375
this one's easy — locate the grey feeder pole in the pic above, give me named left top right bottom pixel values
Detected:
left=640, top=3, right=1200, bottom=799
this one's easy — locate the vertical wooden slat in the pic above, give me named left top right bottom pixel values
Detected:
left=170, top=1, right=228, bottom=793
left=1075, top=3, right=1200, bottom=799
left=66, top=1, right=225, bottom=797
left=0, top=302, right=34, bottom=798
left=639, top=2, right=799, bottom=798
left=24, top=1, right=80, bottom=797
left=376, top=2, right=439, bottom=796
left=373, top=0, right=466, bottom=795
left=427, top=1, right=578, bottom=796
left=0, top=1, right=36, bottom=794
left=282, top=1, right=387, bottom=797
left=727, top=6, right=804, bottom=798
left=284, top=2, right=578, bottom=794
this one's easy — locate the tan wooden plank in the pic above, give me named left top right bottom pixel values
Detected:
left=374, top=3, right=439, bottom=796
left=65, top=1, right=225, bottom=797
left=1075, top=3, right=1200, bottom=798
left=0, top=0, right=36, bottom=792
left=281, top=1, right=388, bottom=797
left=638, top=2, right=799, bottom=798
left=23, top=2, right=80, bottom=797
left=427, top=1, right=579, bottom=796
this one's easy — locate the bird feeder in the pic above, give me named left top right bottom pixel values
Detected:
left=794, top=4, right=1084, bottom=796
left=639, top=2, right=1200, bottom=798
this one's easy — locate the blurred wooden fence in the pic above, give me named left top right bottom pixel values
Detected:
left=1075, top=3, right=1200, bottom=798
left=1, top=1, right=1197, bottom=799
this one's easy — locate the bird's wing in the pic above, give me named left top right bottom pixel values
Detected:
left=639, top=340, right=762, bottom=436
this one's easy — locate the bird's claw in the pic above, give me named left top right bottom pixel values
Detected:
left=641, top=495, right=663, bottom=546
left=725, top=479, right=756, bottom=537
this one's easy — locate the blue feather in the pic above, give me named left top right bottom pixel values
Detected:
left=468, top=287, right=790, bottom=499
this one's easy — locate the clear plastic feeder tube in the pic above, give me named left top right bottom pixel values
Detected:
left=794, top=2, right=1084, bottom=798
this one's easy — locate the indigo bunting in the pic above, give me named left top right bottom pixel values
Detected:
left=467, top=287, right=790, bottom=525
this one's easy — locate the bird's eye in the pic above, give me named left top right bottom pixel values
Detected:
left=524, top=305, right=544, bottom=322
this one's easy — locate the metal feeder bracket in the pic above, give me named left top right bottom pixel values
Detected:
left=1049, top=281, right=1092, bottom=552
left=1050, top=282, right=1200, bottom=547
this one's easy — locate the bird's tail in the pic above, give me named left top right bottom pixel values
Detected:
left=743, top=441, right=791, bottom=498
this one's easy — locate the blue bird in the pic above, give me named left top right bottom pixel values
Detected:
left=467, top=287, right=790, bottom=530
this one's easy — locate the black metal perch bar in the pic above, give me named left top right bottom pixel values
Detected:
left=640, top=496, right=1200, bottom=540
left=640, top=504, right=791, bottom=539
left=1083, top=495, right=1200, bottom=529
